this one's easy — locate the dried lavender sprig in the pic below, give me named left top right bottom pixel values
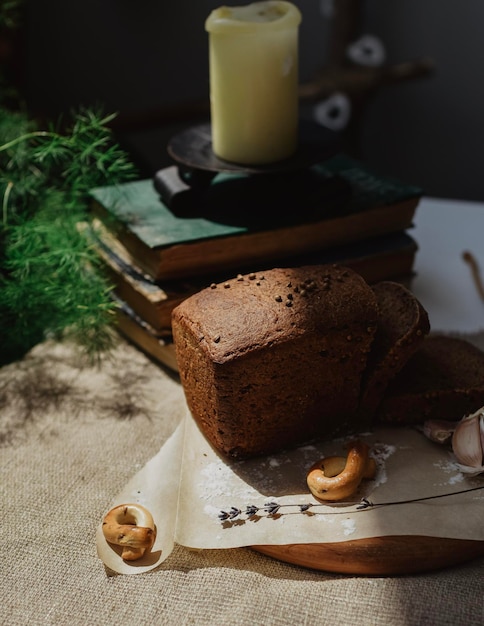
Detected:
left=218, top=484, right=484, bottom=523
left=218, top=499, right=359, bottom=521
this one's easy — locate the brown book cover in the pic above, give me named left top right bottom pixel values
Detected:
left=85, top=220, right=418, bottom=335
left=89, top=155, right=422, bottom=281
left=113, top=295, right=179, bottom=373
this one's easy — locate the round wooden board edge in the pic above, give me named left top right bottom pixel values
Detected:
left=251, top=536, right=484, bottom=575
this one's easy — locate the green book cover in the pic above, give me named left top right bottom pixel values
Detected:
left=89, top=155, right=423, bottom=280
left=89, top=155, right=423, bottom=252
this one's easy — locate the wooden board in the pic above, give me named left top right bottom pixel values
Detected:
left=253, top=536, right=484, bottom=575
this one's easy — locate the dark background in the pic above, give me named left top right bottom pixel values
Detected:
left=15, top=0, right=484, bottom=201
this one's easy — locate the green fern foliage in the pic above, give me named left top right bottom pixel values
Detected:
left=0, top=107, right=137, bottom=365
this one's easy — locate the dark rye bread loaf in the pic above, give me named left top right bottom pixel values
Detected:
left=172, top=265, right=379, bottom=459
left=358, top=281, right=430, bottom=417
left=376, top=335, right=484, bottom=424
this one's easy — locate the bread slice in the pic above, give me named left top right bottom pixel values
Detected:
left=358, top=281, right=430, bottom=418
left=376, top=335, right=484, bottom=424
left=172, top=264, right=379, bottom=459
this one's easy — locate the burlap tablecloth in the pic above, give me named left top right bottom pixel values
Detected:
left=2, top=336, right=483, bottom=626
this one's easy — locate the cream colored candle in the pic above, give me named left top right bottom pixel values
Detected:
left=205, top=1, right=302, bottom=165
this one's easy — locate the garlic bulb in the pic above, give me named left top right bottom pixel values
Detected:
left=422, top=419, right=456, bottom=444
left=451, top=408, right=484, bottom=475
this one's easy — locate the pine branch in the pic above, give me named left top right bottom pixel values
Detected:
left=0, top=105, right=138, bottom=365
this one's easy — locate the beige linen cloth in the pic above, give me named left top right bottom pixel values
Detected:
left=2, top=334, right=484, bottom=626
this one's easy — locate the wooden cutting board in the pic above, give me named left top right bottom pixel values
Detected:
left=253, top=536, right=484, bottom=575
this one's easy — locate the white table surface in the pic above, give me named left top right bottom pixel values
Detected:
left=411, top=196, right=484, bottom=334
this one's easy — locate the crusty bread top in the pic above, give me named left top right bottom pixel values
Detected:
left=172, top=264, right=379, bottom=364
left=172, top=263, right=381, bottom=458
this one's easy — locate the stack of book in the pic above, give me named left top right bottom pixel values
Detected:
left=86, top=154, right=423, bottom=372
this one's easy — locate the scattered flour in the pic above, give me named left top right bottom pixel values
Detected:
left=199, top=461, right=255, bottom=500
left=204, top=504, right=224, bottom=521
left=341, top=518, right=356, bottom=536
left=433, top=457, right=466, bottom=485
left=369, top=442, right=397, bottom=488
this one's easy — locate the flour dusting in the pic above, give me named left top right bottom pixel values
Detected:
left=204, top=504, right=224, bottom=521
left=369, top=442, right=396, bottom=488
left=199, top=461, right=255, bottom=500
left=433, top=457, right=466, bottom=485
left=341, top=518, right=356, bottom=536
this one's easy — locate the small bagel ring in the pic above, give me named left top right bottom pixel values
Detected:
left=306, top=440, right=376, bottom=501
left=102, top=503, right=156, bottom=561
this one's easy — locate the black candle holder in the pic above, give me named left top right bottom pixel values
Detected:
left=153, top=119, right=347, bottom=222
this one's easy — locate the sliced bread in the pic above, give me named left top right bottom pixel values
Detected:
left=376, top=335, right=484, bottom=424
left=358, top=281, right=430, bottom=418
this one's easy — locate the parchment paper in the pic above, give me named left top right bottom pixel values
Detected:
left=97, top=197, right=484, bottom=575
left=97, top=408, right=484, bottom=575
